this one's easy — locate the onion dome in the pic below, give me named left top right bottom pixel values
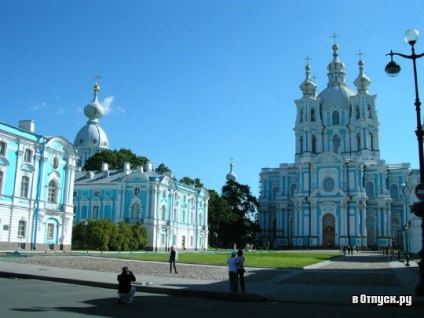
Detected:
left=299, top=64, right=317, bottom=97
left=327, top=44, right=346, bottom=86
left=226, top=162, right=237, bottom=181
left=353, top=59, right=371, bottom=93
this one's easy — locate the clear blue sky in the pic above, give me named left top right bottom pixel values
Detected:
left=1, top=0, right=424, bottom=195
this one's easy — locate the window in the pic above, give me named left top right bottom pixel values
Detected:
left=20, top=176, right=29, bottom=198
left=18, top=220, right=26, bottom=237
left=333, top=135, right=340, bottom=153
left=161, top=206, right=166, bottom=220
left=92, top=206, right=99, bottom=219
left=134, top=187, right=140, bottom=196
left=94, top=191, right=100, bottom=197
left=365, top=182, right=375, bottom=197
left=357, top=133, right=361, bottom=150
left=190, top=211, right=194, bottom=224
left=24, top=149, right=32, bottom=162
left=173, top=208, right=177, bottom=222
left=0, top=141, right=6, bottom=156
left=198, top=213, right=202, bottom=225
left=0, top=171, right=3, bottom=194
left=390, top=184, right=398, bottom=199
left=367, top=105, right=372, bottom=118
left=131, top=203, right=141, bottom=219
left=300, top=109, right=304, bottom=123
left=299, top=136, right=303, bottom=153
left=312, top=135, right=317, bottom=153
left=47, top=223, right=55, bottom=239
left=47, top=180, right=57, bottom=203
left=161, top=234, right=165, bottom=245
left=355, top=106, right=360, bottom=119
left=190, top=236, right=193, bottom=247
left=311, top=109, right=315, bottom=122
left=332, top=111, right=340, bottom=125
left=182, top=210, right=186, bottom=223
left=53, top=157, right=59, bottom=169
left=370, top=133, right=374, bottom=150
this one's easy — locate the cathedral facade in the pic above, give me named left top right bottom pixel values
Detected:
left=0, top=120, right=77, bottom=251
left=72, top=84, right=209, bottom=251
left=258, top=43, right=421, bottom=252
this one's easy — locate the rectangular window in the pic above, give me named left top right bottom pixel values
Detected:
left=24, top=149, right=32, bottom=162
left=92, top=206, right=99, bottom=219
left=0, top=171, right=3, bottom=194
left=0, top=141, right=5, bottom=156
left=18, top=220, right=25, bottom=237
left=161, top=234, right=165, bottom=245
left=20, top=176, right=29, bottom=198
left=47, top=223, right=54, bottom=239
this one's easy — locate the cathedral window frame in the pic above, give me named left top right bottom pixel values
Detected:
left=20, top=175, right=30, bottom=198
left=332, top=111, right=340, bottom=125
left=47, top=179, right=59, bottom=203
left=312, top=135, right=317, bottom=153
left=311, top=108, right=316, bottom=122
left=0, top=141, right=7, bottom=156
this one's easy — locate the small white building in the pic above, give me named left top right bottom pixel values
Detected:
left=0, top=120, right=77, bottom=251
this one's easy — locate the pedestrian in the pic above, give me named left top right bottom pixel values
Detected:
left=342, top=246, right=347, bottom=257
left=117, top=266, right=136, bottom=304
left=236, top=249, right=246, bottom=292
left=169, top=246, right=178, bottom=274
left=227, top=249, right=238, bottom=292
left=356, top=246, right=359, bottom=253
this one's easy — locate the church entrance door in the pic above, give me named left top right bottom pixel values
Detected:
left=323, top=214, right=335, bottom=247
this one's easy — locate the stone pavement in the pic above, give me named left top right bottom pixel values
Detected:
left=0, top=251, right=423, bottom=306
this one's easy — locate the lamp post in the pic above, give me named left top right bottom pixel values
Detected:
left=405, top=222, right=410, bottom=267
left=385, top=28, right=424, bottom=296
left=397, top=229, right=401, bottom=260
left=83, top=219, right=88, bottom=252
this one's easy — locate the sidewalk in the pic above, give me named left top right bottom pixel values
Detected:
left=0, top=252, right=423, bottom=306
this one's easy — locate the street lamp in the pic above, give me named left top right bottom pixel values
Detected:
left=385, top=28, right=424, bottom=296
left=405, top=222, right=410, bottom=267
left=83, top=219, right=88, bottom=252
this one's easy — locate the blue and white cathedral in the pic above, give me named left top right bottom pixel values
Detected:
left=258, top=43, right=421, bottom=252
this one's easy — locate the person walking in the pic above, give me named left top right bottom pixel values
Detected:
left=169, top=246, right=178, bottom=273
left=117, top=266, right=136, bottom=304
left=227, top=249, right=238, bottom=292
left=236, top=249, right=246, bottom=292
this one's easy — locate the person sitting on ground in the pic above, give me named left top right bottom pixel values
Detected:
left=117, top=266, right=136, bottom=303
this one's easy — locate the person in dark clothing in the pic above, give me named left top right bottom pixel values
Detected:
left=169, top=246, right=178, bottom=273
left=236, top=249, right=246, bottom=292
left=117, top=266, right=136, bottom=303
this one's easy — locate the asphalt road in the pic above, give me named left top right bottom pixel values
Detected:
left=0, top=277, right=422, bottom=318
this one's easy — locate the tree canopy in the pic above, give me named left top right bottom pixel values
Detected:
left=83, top=148, right=149, bottom=171
left=208, top=180, right=260, bottom=248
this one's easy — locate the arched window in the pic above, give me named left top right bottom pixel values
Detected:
left=0, top=141, right=6, bottom=156
left=356, top=106, right=360, bottom=119
left=357, top=133, right=361, bottom=150
left=18, top=220, right=26, bottom=237
left=300, top=109, right=304, bottom=123
left=24, top=149, right=32, bottom=162
left=198, top=213, right=202, bottom=225
left=370, top=133, right=374, bottom=150
left=131, top=203, right=141, bottom=219
left=333, top=135, right=340, bottom=153
left=312, top=135, right=317, bottom=153
left=273, top=187, right=279, bottom=200
left=311, top=109, right=316, bottom=122
left=290, top=184, right=297, bottom=199
left=365, top=182, right=374, bottom=197
left=47, top=223, right=55, bottom=239
left=367, top=105, right=372, bottom=118
left=332, top=111, right=340, bottom=125
left=47, top=180, right=58, bottom=203
left=20, top=176, right=29, bottom=198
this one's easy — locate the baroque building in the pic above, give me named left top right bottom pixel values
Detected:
left=258, top=43, right=421, bottom=252
left=72, top=83, right=209, bottom=251
left=0, top=120, right=77, bottom=251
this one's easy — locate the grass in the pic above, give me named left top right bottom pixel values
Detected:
left=101, top=250, right=340, bottom=268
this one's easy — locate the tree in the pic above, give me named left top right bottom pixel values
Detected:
left=220, top=180, right=261, bottom=248
left=83, top=148, right=149, bottom=171
left=130, top=222, right=148, bottom=250
left=207, top=189, right=236, bottom=248
left=179, top=176, right=204, bottom=188
left=155, top=163, right=172, bottom=174
left=86, top=219, right=114, bottom=251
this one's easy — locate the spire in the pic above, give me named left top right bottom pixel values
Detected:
left=326, top=36, right=346, bottom=87
left=353, top=52, right=371, bottom=93
left=226, top=158, right=237, bottom=181
left=299, top=58, right=317, bottom=97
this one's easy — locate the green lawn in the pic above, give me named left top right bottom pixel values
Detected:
left=102, top=250, right=340, bottom=268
